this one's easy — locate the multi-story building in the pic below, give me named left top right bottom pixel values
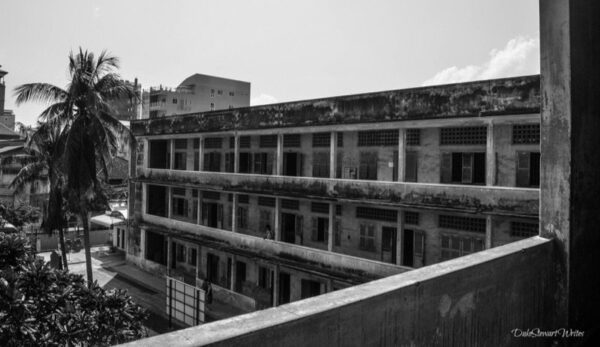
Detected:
left=141, top=73, right=251, bottom=119
left=128, top=75, right=540, bottom=318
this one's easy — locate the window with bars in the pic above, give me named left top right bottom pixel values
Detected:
left=284, top=134, right=301, bottom=147
left=511, top=221, right=539, bottom=237
left=440, top=127, right=487, bottom=145
left=238, top=194, right=249, bottom=204
left=254, top=152, right=274, bottom=175
left=203, top=152, right=221, bottom=172
left=312, top=152, right=330, bottom=178
left=229, top=136, right=235, bottom=149
left=440, top=234, right=485, bottom=260
left=237, top=206, right=249, bottom=229
left=512, top=124, right=540, bottom=145
left=258, top=196, right=276, bottom=207
left=240, top=136, right=251, bottom=148
left=406, top=129, right=421, bottom=146
left=438, top=215, right=486, bottom=233
left=337, top=133, right=344, bottom=147
left=260, top=135, right=278, bottom=148
left=311, top=202, right=329, bottom=214
left=224, top=152, right=235, bottom=173
left=336, top=205, right=342, bottom=216
left=312, top=133, right=331, bottom=147
left=358, top=130, right=399, bottom=146
left=204, top=137, right=223, bottom=149
left=281, top=199, right=299, bottom=210
left=404, top=211, right=420, bottom=225
left=202, top=191, right=221, bottom=200
left=359, top=224, right=376, bottom=252
left=356, top=207, right=397, bottom=222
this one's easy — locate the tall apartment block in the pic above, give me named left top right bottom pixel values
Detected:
left=128, top=75, right=540, bottom=316
left=141, top=73, right=251, bottom=119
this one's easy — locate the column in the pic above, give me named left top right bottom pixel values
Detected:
left=230, top=256, right=237, bottom=291
left=198, top=136, right=204, bottom=171
left=231, top=193, right=238, bottom=233
left=140, top=229, right=146, bottom=260
left=169, top=139, right=175, bottom=169
left=272, top=265, right=280, bottom=307
left=396, top=209, right=404, bottom=266
left=274, top=197, right=281, bottom=241
left=198, top=190, right=203, bottom=225
left=485, top=215, right=493, bottom=249
left=486, top=122, right=496, bottom=186
left=166, top=235, right=173, bottom=276
left=327, top=202, right=335, bottom=252
left=167, top=187, right=173, bottom=219
left=329, top=132, right=337, bottom=179
left=195, top=245, right=201, bottom=279
left=397, top=129, right=406, bottom=182
left=276, top=134, right=283, bottom=175
left=234, top=134, right=240, bottom=173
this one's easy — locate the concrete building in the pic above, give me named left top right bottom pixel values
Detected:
left=141, top=74, right=250, bottom=119
left=127, top=75, right=540, bottom=319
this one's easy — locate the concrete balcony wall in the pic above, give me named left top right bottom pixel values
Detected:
left=136, top=168, right=539, bottom=217
left=122, top=236, right=554, bottom=347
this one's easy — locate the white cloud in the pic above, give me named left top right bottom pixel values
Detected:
left=422, top=36, right=540, bottom=86
left=251, top=93, right=278, bottom=106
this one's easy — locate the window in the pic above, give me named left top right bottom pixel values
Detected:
left=356, top=206, right=397, bottom=222
left=204, top=137, right=223, bottom=149
left=239, top=152, right=252, bottom=173
left=312, top=133, right=331, bottom=147
left=237, top=206, right=249, bottom=229
left=173, top=139, right=187, bottom=170
left=404, top=211, right=420, bottom=225
left=440, top=235, right=485, bottom=260
left=260, top=135, right=277, bottom=148
left=359, top=224, right=376, bottom=252
left=440, top=152, right=486, bottom=184
left=312, top=152, right=330, bottom=178
left=440, top=127, right=487, bottom=145
left=406, top=129, right=421, bottom=146
left=240, top=136, right=251, bottom=148
left=283, top=134, right=301, bottom=147
left=311, top=217, right=328, bottom=242
left=172, top=98, right=178, bottom=104
left=254, top=152, right=274, bottom=174
left=300, top=279, right=321, bottom=299
left=217, top=90, right=223, bottom=95
left=511, top=221, right=539, bottom=237
left=176, top=243, right=186, bottom=262
left=258, top=266, right=271, bottom=289
left=193, top=139, right=200, bottom=171
left=512, top=124, right=540, bottom=144
left=210, top=89, right=215, bottom=97
left=147, top=185, right=168, bottom=217
left=258, top=196, right=276, bottom=207
left=224, top=152, right=235, bottom=172
left=229, top=136, right=236, bottom=149
left=229, top=91, right=235, bottom=96
left=210, top=103, right=215, bottom=111
left=172, top=188, right=188, bottom=219
left=238, top=194, right=249, bottom=204
left=359, top=152, right=377, bottom=180
left=202, top=191, right=221, bottom=200
left=438, top=215, right=486, bottom=233
left=148, top=140, right=169, bottom=169
left=188, top=247, right=197, bottom=265
left=281, top=199, right=299, bottom=210
left=337, top=133, right=344, bottom=147
left=203, top=152, right=221, bottom=172
left=405, top=151, right=418, bottom=182
left=259, top=210, right=272, bottom=233
left=516, top=152, right=540, bottom=187
left=358, top=130, right=399, bottom=146
left=311, top=202, right=329, bottom=214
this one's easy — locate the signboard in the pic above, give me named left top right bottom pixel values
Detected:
left=166, top=276, right=205, bottom=326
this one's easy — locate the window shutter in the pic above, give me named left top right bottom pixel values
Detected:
left=393, top=150, right=399, bottom=181
left=214, top=153, right=222, bottom=172
left=203, top=153, right=210, bottom=171
left=253, top=153, right=262, bottom=173
left=461, top=153, right=473, bottom=183
left=311, top=217, right=318, bottom=241
left=266, top=153, right=274, bottom=174
left=440, top=152, right=452, bottom=183
left=296, top=215, right=304, bottom=244
left=201, top=203, right=208, bottom=225
left=368, top=225, right=376, bottom=251
left=413, top=230, right=425, bottom=267
left=516, top=151, right=531, bottom=187
left=405, top=151, right=418, bottom=182
left=296, top=154, right=303, bottom=176
left=334, top=219, right=341, bottom=246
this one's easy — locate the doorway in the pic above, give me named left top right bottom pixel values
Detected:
left=283, top=152, right=302, bottom=176
left=381, top=227, right=397, bottom=264
left=403, top=229, right=414, bottom=267
left=281, top=213, right=297, bottom=244
left=279, top=272, right=291, bottom=305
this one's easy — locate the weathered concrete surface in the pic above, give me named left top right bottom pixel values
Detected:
left=540, top=0, right=600, bottom=337
left=136, top=168, right=539, bottom=217
left=120, top=236, right=555, bottom=347
left=131, top=75, right=540, bottom=136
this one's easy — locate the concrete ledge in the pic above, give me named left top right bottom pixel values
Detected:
left=121, top=236, right=555, bottom=347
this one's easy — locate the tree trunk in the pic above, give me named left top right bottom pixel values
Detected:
left=81, top=212, right=94, bottom=286
left=58, top=227, right=69, bottom=271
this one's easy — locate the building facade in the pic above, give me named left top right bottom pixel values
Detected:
left=128, top=75, right=540, bottom=319
left=141, top=73, right=251, bottom=119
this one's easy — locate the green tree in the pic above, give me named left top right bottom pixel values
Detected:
left=14, top=49, right=135, bottom=286
left=0, top=232, right=148, bottom=346
left=0, top=203, right=41, bottom=231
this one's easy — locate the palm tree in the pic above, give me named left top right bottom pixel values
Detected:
left=14, top=48, right=135, bottom=285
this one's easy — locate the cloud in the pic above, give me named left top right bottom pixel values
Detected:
left=251, top=93, right=278, bottom=106
left=422, top=36, right=540, bottom=86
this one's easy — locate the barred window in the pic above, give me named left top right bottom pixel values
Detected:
left=511, top=221, right=538, bottom=237
left=336, top=205, right=342, bottom=216
left=356, top=206, right=397, bottom=222
left=172, top=188, right=186, bottom=196
left=238, top=194, right=249, bottom=204
left=406, top=129, right=421, bottom=146
left=229, top=136, right=235, bottom=149
left=440, top=127, right=486, bottom=145
left=193, top=138, right=200, bottom=149
left=404, top=211, right=420, bottom=225
left=258, top=196, right=276, bottom=207
left=284, top=134, right=301, bottom=147
left=204, top=137, right=223, bottom=149
left=312, top=133, right=331, bottom=147
left=237, top=206, right=249, bottom=229
left=358, top=130, right=399, bottom=147
left=281, top=199, right=300, bottom=210
left=337, top=133, right=344, bottom=147
left=440, top=234, right=485, bottom=260
left=260, top=135, right=278, bottom=148
left=512, top=124, right=540, bottom=145
left=202, top=191, right=221, bottom=200
left=174, top=139, right=187, bottom=149
left=240, top=136, right=251, bottom=148
left=438, top=215, right=486, bottom=233
left=311, top=202, right=329, bottom=214
left=359, top=224, right=376, bottom=252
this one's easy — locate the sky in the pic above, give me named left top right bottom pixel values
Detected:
left=0, top=0, right=540, bottom=127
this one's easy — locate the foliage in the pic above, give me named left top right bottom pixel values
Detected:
left=0, top=232, right=148, bottom=346
left=0, top=203, right=41, bottom=230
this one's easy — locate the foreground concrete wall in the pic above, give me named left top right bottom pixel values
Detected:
left=122, top=236, right=554, bottom=347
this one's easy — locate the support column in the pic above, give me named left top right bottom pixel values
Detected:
left=327, top=202, right=335, bottom=252
left=234, top=134, right=240, bottom=174
left=167, top=187, right=173, bottom=219
left=272, top=265, right=280, bottom=307
left=396, top=209, right=404, bottom=266
left=230, top=256, right=237, bottom=291
left=198, top=190, right=203, bottom=225
left=195, top=245, right=201, bottom=279
left=485, top=215, right=493, bottom=249
left=486, top=122, right=496, bottom=186
left=140, top=228, right=146, bottom=260
left=329, top=132, right=337, bottom=179
left=166, top=236, right=173, bottom=276
left=540, top=0, right=600, bottom=332
left=397, top=129, right=406, bottom=182
left=231, top=193, right=238, bottom=233
left=198, top=136, right=204, bottom=171
left=276, top=134, right=283, bottom=175
left=169, top=139, right=175, bottom=170
left=274, top=197, right=281, bottom=241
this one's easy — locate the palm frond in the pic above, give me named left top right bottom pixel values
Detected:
left=13, top=83, right=68, bottom=105
left=9, top=161, right=48, bottom=191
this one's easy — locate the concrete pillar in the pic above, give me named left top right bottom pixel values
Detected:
left=198, top=190, right=203, bottom=225
left=397, top=129, right=406, bottom=182
left=198, top=136, right=204, bottom=171
left=329, top=132, right=337, bottom=179
left=234, top=134, right=240, bottom=174
left=230, top=256, right=237, bottom=291
left=486, top=122, right=496, bottom=186
left=166, top=235, right=173, bottom=276
left=195, top=244, right=201, bottom=279
left=167, top=186, right=173, bottom=219
left=169, top=139, right=175, bottom=170
left=540, top=0, right=600, bottom=332
left=272, top=265, right=280, bottom=307
left=276, top=134, right=283, bottom=175
left=274, top=197, right=281, bottom=241
left=140, top=228, right=146, bottom=260
left=231, top=193, right=238, bottom=233
left=327, top=202, right=334, bottom=252
left=396, top=209, right=404, bottom=266
left=485, top=215, right=493, bottom=249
